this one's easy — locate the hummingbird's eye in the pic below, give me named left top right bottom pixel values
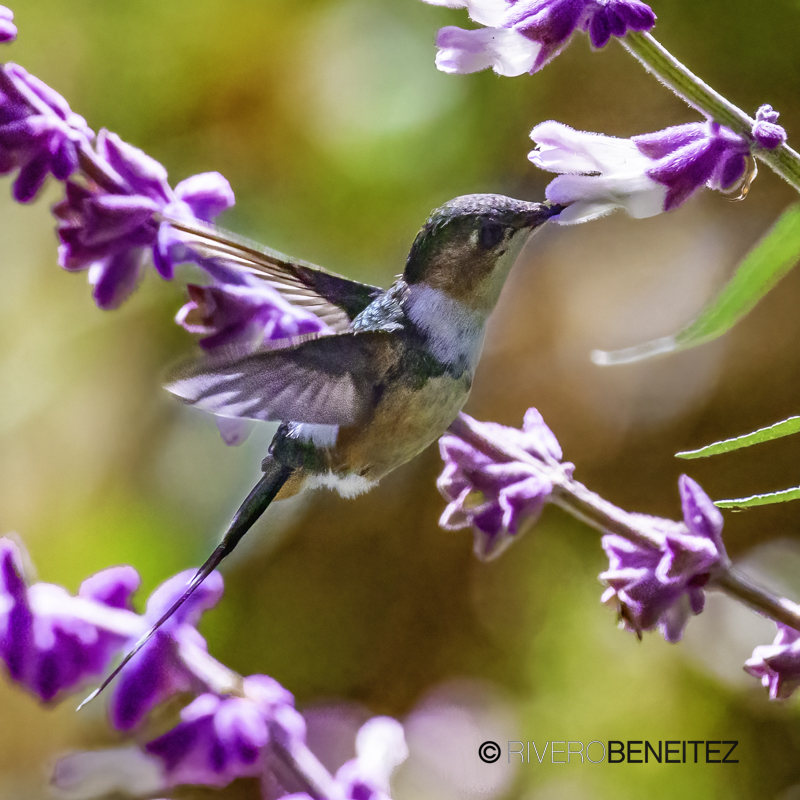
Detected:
left=478, top=221, right=505, bottom=250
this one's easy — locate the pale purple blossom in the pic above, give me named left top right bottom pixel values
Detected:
left=752, top=104, right=787, bottom=150
left=0, top=62, right=92, bottom=201
left=0, top=537, right=142, bottom=701
left=423, top=0, right=655, bottom=76
left=745, top=606, right=800, bottom=700
left=0, top=6, right=16, bottom=43
left=54, top=129, right=235, bottom=309
left=334, top=717, right=408, bottom=800
left=600, top=475, right=729, bottom=642
left=437, top=409, right=570, bottom=560
left=529, top=119, right=751, bottom=223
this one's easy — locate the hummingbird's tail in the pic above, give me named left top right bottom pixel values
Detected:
left=78, top=459, right=294, bottom=709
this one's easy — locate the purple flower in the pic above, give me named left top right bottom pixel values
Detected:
left=423, top=0, right=655, bottom=76
left=0, top=63, right=92, bottom=201
left=0, top=6, right=17, bottom=43
left=437, top=409, right=569, bottom=560
left=529, top=119, right=751, bottom=223
left=0, top=537, right=142, bottom=701
left=144, top=674, right=304, bottom=789
left=745, top=609, right=800, bottom=700
left=752, top=104, right=786, bottom=150
left=176, top=278, right=329, bottom=353
left=599, top=475, right=729, bottom=642
left=54, top=129, right=235, bottom=309
left=109, top=568, right=224, bottom=731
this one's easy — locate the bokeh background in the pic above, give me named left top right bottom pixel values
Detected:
left=2, top=0, right=800, bottom=798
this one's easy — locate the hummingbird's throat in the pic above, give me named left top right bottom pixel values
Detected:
left=405, top=284, right=487, bottom=370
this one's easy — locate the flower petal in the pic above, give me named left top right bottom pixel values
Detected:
left=435, top=26, right=542, bottom=76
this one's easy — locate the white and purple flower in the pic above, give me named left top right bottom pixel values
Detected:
left=0, top=6, right=16, bottom=43
left=600, top=475, right=729, bottom=642
left=0, top=537, right=142, bottom=702
left=529, top=118, right=757, bottom=223
left=437, top=409, right=570, bottom=560
left=745, top=606, right=800, bottom=700
left=423, top=0, right=656, bottom=76
left=143, top=674, right=305, bottom=789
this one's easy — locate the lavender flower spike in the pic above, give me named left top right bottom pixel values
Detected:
left=55, top=129, right=235, bottom=309
left=423, top=0, right=655, bottom=76
left=144, top=674, right=305, bottom=789
left=438, top=408, right=570, bottom=560
left=0, top=537, right=143, bottom=701
left=600, top=475, right=729, bottom=642
left=0, top=63, right=92, bottom=201
left=745, top=605, right=800, bottom=700
left=0, top=6, right=17, bottom=43
left=530, top=119, right=751, bottom=223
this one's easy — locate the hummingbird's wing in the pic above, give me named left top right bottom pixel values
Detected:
left=167, top=217, right=384, bottom=332
left=166, top=331, right=396, bottom=426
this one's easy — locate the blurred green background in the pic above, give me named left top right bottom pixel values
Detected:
left=3, top=0, right=800, bottom=798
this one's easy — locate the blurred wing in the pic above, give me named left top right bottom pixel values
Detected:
left=167, top=216, right=384, bottom=332
left=166, top=332, right=396, bottom=426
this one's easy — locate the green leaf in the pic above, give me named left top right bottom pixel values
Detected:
left=592, top=203, right=800, bottom=365
left=715, top=486, right=800, bottom=509
left=677, top=415, right=800, bottom=459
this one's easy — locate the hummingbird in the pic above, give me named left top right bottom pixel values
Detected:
left=84, top=193, right=561, bottom=703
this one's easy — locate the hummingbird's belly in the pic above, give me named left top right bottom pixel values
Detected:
left=329, top=372, right=471, bottom=484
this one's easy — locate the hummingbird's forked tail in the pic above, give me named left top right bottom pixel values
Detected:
left=78, top=459, right=294, bottom=710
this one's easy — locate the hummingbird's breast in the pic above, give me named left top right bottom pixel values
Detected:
left=272, top=281, right=487, bottom=498
left=330, top=281, right=485, bottom=482
left=330, top=366, right=473, bottom=484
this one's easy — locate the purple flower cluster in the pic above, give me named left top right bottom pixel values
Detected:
left=176, top=277, right=328, bottom=353
left=529, top=118, right=756, bottom=223
left=423, top=0, right=655, bottom=76
left=0, top=537, right=142, bottom=701
left=437, top=409, right=570, bottom=560
left=53, top=130, right=235, bottom=309
left=0, top=62, right=92, bottom=201
left=0, top=9, right=325, bottom=354
left=0, top=532, right=405, bottom=797
left=0, top=6, right=16, bottom=43
left=599, top=476, right=729, bottom=642
left=745, top=608, right=800, bottom=700
left=144, top=674, right=305, bottom=789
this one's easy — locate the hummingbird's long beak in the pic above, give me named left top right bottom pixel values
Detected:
left=522, top=201, right=566, bottom=229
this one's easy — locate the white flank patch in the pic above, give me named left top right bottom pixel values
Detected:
left=405, top=284, right=486, bottom=367
left=305, top=472, right=377, bottom=499
left=294, top=423, right=340, bottom=448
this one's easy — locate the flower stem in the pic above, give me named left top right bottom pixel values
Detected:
left=621, top=32, right=800, bottom=192
left=712, top=568, right=800, bottom=630
left=449, top=412, right=800, bottom=632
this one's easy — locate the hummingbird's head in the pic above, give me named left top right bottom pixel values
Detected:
left=404, top=194, right=561, bottom=313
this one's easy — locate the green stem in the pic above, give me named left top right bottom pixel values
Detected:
left=621, top=31, right=800, bottom=192
left=449, top=412, right=800, bottom=633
